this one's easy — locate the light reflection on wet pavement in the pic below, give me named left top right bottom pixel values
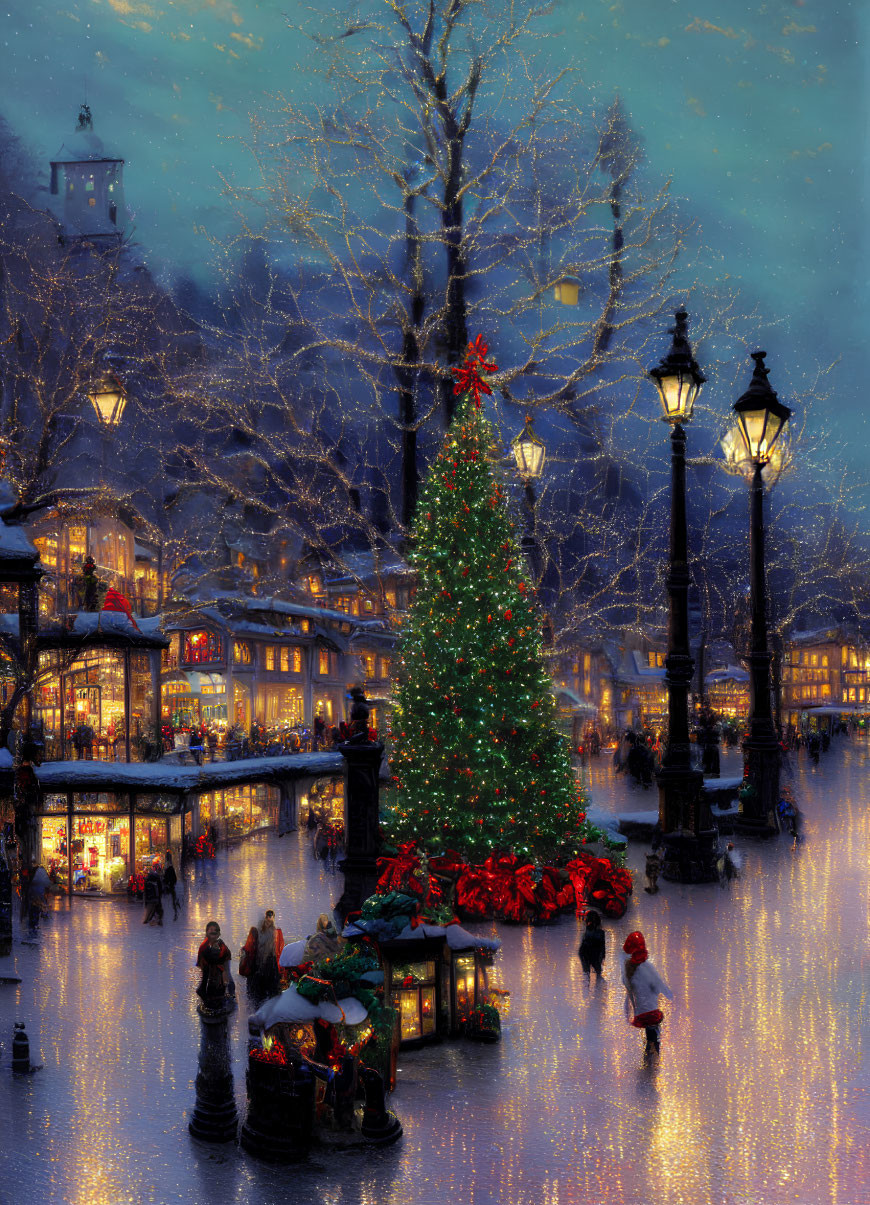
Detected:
left=1, top=740, right=869, bottom=1204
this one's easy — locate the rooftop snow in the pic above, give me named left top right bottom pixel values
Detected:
left=0, top=520, right=39, bottom=561
left=31, top=751, right=345, bottom=794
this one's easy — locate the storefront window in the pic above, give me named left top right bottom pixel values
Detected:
left=74, top=792, right=122, bottom=813
left=454, top=954, right=476, bottom=1021
left=234, top=641, right=252, bottom=665
left=66, top=794, right=130, bottom=894
left=162, top=634, right=180, bottom=671
left=33, top=532, right=58, bottom=569
left=197, top=784, right=278, bottom=842
left=184, top=631, right=223, bottom=664
left=61, top=649, right=126, bottom=760
left=129, top=651, right=154, bottom=762
left=41, top=816, right=69, bottom=890
left=390, top=959, right=438, bottom=1041
left=68, top=526, right=87, bottom=566
left=135, top=793, right=179, bottom=814
left=301, top=778, right=344, bottom=826
left=134, top=816, right=169, bottom=877
left=264, top=685, right=303, bottom=726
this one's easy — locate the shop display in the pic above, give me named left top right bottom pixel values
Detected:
left=196, top=785, right=279, bottom=844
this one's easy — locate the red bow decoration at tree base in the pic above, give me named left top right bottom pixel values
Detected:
left=376, top=841, right=633, bottom=924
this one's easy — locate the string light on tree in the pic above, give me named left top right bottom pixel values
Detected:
left=388, top=336, right=596, bottom=862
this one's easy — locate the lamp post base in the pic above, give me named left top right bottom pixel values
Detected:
left=660, top=828, right=720, bottom=884
left=335, top=855, right=380, bottom=925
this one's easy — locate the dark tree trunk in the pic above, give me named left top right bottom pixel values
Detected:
left=396, top=188, right=424, bottom=530
left=441, top=148, right=468, bottom=427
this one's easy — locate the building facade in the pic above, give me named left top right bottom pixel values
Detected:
left=782, top=627, right=870, bottom=728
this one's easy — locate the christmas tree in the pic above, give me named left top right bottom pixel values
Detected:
left=389, top=337, right=594, bottom=862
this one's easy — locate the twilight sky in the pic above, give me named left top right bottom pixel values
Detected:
left=3, top=0, right=867, bottom=478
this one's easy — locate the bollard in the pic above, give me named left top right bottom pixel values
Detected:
left=12, top=1022, right=30, bottom=1074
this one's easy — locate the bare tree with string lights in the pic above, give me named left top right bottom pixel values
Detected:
left=166, top=0, right=690, bottom=592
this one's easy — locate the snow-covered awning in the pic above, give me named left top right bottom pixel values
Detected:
left=802, top=705, right=863, bottom=716
left=342, top=920, right=500, bottom=953
left=555, top=689, right=597, bottom=715
left=705, top=665, right=750, bottom=684
left=31, top=750, right=344, bottom=794
left=250, top=984, right=369, bottom=1029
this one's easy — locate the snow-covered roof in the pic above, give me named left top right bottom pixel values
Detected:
left=250, top=984, right=369, bottom=1030
left=555, top=688, right=597, bottom=714
left=342, top=919, right=500, bottom=953
left=787, top=626, right=852, bottom=646
left=32, top=750, right=344, bottom=794
left=803, top=705, right=862, bottom=715
left=702, top=776, right=743, bottom=793
left=613, top=650, right=666, bottom=685
left=321, top=550, right=413, bottom=587
left=36, top=610, right=168, bottom=649
left=705, top=665, right=750, bottom=684
left=52, top=128, right=122, bottom=163
left=0, top=521, right=39, bottom=562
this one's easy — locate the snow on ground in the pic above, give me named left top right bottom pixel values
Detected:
left=0, top=739, right=868, bottom=1204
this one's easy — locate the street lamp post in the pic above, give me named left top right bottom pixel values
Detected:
left=511, top=414, right=546, bottom=581
left=649, top=310, right=718, bottom=882
left=88, top=367, right=128, bottom=428
left=729, top=351, right=791, bottom=835
left=87, top=362, right=128, bottom=485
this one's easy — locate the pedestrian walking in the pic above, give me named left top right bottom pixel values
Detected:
left=188, top=728, right=203, bottom=766
left=720, top=842, right=741, bottom=885
left=313, top=713, right=326, bottom=750
left=239, top=909, right=285, bottom=1005
left=142, top=859, right=164, bottom=926
left=163, top=849, right=180, bottom=919
left=27, top=865, right=50, bottom=933
left=196, top=921, right=235, bottom=1007
left=578, top=909, right=606, bottom=979
left=644, top=851, right=662, bottom=894
left=621, top=931, right=673, bottom=1055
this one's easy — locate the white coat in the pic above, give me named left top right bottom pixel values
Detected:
left=622, top=955, right=673, bottom=1021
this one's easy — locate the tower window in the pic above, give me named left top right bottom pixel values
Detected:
left=88, top=198, right=96, bottom=207
left=86, top=180, right=95, bottom=192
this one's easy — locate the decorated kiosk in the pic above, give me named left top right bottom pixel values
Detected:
left=341, top=891, right=503, bottom=1045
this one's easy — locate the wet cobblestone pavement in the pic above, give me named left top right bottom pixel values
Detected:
left=1, top=738, right=869, bottom=1205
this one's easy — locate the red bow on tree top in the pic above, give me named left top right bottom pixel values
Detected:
left=451, top=334, right=498, bottom=408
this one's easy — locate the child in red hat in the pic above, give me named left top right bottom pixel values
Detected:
left=621, top=930, right=673, bottom=1053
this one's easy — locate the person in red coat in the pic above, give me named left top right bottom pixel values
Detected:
left=239, top=910, right=285, bottom=1005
